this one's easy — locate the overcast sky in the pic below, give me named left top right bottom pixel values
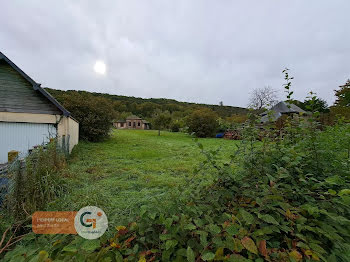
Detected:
left=1, top=1, right=349, bottom=107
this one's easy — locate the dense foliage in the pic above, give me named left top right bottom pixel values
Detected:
left=51, top=91, right=116, bottom=141
left=330, top=80, right=350, bottom=121
left=334, top=79, right=350, bottom=107
left=291, top=98, right=329, bottom=113
left=186, top=108, right=220, bottom=138
left=46, top=88, right=248, bottom=120
left=46, top=88, right=248, bottom=137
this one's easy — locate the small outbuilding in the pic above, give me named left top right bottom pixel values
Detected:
left=0, top=52, right=79, bottom=164
left=114, top=115, right=150, bottom=130
left=260, top=101, right=306, bottom=124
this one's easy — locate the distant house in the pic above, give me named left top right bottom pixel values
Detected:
left=260, top=101, right=306, bottom=124
left=0, top=52, right=79, bottom=164
left=114, top=115, right=150, bottom=130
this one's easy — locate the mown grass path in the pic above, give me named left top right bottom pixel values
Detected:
left=50, top=130, right=236, bottom=227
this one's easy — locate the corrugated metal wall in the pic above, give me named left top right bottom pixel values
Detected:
left=0, top=122, right=57, bottom=163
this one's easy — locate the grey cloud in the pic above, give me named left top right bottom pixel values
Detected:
left=1, top=0, right=349, bottom=107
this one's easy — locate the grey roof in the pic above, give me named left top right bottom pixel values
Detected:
left=116, top=120, right=126, bottom=123
left=0, top=52, right=71, bottom=117
left=260, top=101, right=306, bottom=123
left=271, top=101, right=306, bottom=114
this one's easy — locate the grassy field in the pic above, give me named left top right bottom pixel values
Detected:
left=50, top=129, right=237, bottom=228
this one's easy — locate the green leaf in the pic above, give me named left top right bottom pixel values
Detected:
left=197, top=230, right=208, bottom=247
left=166, top=239, right=178, bottom=250
left=208, top=224, right=221, bottom=234
left=339, top=189, right=350, bottom=196
left=233, top=238, right=244, bottom=252
left=81, top=239, right=100, bottom=252
left=194, top=219, right=204, bottom=227
left=184, top=223, right=196, bottom=230
left=239, top=209, right=254, bottom=224
left=164, top=218, right=173, bottom=228
left=37, top=251, right=49, bottom=262
left=202, top=252, right=215, bottom=261
left=325, top=176, right=343, bottom=185
left=258, top=214, right=279, bottom=225
left=241, top=237, right=258, bottom=255
left=115, top=251, right=123, bottom=262
left=140, top=205, right=148, bottom=217
left=187, top=247, right=195, bottom=262
left=328, top=189, right=337, bottom=195
left=62, top=243, right=78, bottom=252
left=226, top=224, right=239, bottom=236
left=160, top=234, right=172, bottom=241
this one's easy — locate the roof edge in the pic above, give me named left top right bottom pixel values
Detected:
left=0, top=52, right=71, bottom=117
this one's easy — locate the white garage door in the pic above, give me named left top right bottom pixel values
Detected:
left=0, top=122, right=57, bottom=164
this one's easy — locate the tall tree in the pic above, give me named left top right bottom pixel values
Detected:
left=330, top=79, right=350, bottom=120
left=334, top=79, right=350, bottom=107
left=152, top=110, right=172, bottom=136
left=303, top=97, right=329, bottom=113
left=248, top=86, right=278, bottom=110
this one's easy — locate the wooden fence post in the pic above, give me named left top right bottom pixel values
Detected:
left=8, top=150, right=19, bottom=163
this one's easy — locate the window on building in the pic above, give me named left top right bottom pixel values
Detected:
left=128, top=122, right=131, bottom=126
left=138, top=122, right=141, bottom=126
left=121, top=123, right=124, bottom=127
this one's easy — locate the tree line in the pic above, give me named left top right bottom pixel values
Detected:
left=46, top=88, right=249, bottom=140
left=46, top=79, right=350, bottom=141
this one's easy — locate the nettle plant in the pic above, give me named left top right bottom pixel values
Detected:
left=3, top=70, right=350, bottom=262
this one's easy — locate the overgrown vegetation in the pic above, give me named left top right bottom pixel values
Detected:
left=6, top=142, right=67, bottom=220
left=2, top=71, right=350, bottom=261
left=0, top=141, right=67, bottom=256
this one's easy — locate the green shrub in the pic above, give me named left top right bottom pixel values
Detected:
left=58, top=92, right=115, bottom=141
left=186, top=108, right=219, bottom=137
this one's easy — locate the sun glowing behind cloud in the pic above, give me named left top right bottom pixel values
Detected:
left=94, top=60, right=106, bottom=75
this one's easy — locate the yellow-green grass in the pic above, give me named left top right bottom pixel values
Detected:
left=49, top=129, right=237, bottom=228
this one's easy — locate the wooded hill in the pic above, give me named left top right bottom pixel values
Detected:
left=45, top=88, right=248, bottom=119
